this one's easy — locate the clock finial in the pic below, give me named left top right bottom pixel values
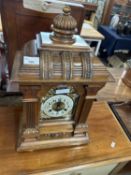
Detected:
left=63, top=5, right=71, bottom=14
left=50, top=6, right=78, bottom=44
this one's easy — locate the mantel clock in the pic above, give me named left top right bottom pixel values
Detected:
left=11, top=6, right=109, bottom=151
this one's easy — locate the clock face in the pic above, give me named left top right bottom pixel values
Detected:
left=41, top=95, right=74, bottom=118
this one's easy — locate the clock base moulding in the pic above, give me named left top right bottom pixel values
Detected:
left=17, top=127, right=89, bottom=152
left=17, top=139, right=89, bottom=152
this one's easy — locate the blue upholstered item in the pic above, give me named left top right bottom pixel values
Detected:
left=99, top=25, right=131, bottom=57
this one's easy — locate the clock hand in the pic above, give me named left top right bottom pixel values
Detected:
left=56, top=102, right=61, bottom=111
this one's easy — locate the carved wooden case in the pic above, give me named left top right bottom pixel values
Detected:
left=11, top=31, right=109, bottom=152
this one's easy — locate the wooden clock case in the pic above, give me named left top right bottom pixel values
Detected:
left=11, top=7, right=109, bottom=152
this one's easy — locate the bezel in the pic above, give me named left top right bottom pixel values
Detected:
left=40, top=86, right=79, bottom=120
left=41, top=94, right=74, bottom=118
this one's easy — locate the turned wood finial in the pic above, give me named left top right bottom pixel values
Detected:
left=50, top=6, right=78, bottom=44
left=63, top=6, right=71, bottom=14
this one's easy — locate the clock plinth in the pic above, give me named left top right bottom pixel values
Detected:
left=11, top=7, right=109, bottom=152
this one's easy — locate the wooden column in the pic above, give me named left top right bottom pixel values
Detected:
left=22, top=99, right=39, bottom=142
left=18, top=85, right=40, bottom=143
left=74, top=83, right=105, bottom=137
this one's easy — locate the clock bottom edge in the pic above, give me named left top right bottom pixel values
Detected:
left=16, top=135, right=89, bottom=152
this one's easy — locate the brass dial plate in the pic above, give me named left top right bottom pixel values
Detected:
left=41, top=95, right=74, bottom=118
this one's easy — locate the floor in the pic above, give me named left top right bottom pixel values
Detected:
left=99, top=52, right=131, bottom=68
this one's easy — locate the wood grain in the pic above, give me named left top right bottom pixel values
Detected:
left=0, top=102, right=130, bottom=174
left=10, top=34, right=109, bottom=151
left=0, top=0, right=85, bottom=75
left=80, top=21, right=104, bottom=40
left=97, top=68, right=131, bottom=101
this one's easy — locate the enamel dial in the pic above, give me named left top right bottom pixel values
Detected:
left=41, top=95, right=74, bottom=118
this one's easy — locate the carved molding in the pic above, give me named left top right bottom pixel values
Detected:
left=40, top=50, right=92, bottom=80
left=20, top=85, right=41, bottom=98
left=87, top=83, right=105, bottom=96
left=22, top=128, right=39, bottom=142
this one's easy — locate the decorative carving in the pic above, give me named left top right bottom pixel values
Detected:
left=23, top=100, right=39, bottom=127
left=42, top=132, right=72, bottom=139
left=20, top=86, right=40, bottom=98
left=87, top=84, right=106, bottom=96
left=11, top=7, right=109, bottom=152
left=40, top=50, right=92, bottom=80
left=22, top=128, right=39, bottom=141
left=40, top=86, right=78, bottom=120
left=50, top=6, right=77, bottom=44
